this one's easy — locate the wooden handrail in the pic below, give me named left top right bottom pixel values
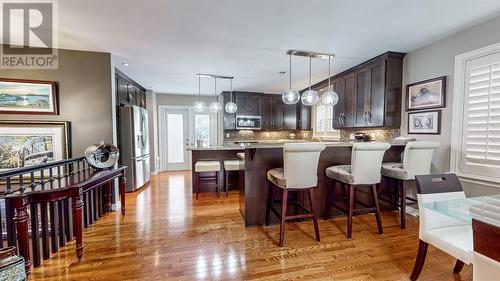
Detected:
left=0, top=157, right=85, bottom=178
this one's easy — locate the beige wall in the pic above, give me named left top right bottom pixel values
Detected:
left=156, top=93, right=215, bottom=106
left=401, top=15, right=500, bottom=195
left=1, top=47, right=113, bottom=156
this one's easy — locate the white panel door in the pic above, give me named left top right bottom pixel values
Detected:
left=159, top=108, right=190, bottom=171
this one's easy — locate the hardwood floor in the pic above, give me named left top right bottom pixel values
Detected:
left=31, top=171, right=471, bottom=280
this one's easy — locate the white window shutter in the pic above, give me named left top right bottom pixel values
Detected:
left=460, top=51, right=500, bottom=178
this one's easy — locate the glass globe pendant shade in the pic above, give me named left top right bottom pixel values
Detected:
left=282, top=90, right=300, bottom=105
left=321, top=90, right=339, bottom=106
left=301, top=89, right=319, bottom=106
left=193, top=101, right=206, bottom=113
left=225, top=102, right=237, bottom=114
left=209, top=101, right=222, bottom=112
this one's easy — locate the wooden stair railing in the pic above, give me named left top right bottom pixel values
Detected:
left=0, top=157, right=127, bottom=274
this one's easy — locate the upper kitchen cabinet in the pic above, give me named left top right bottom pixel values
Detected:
left=235, top=92, right=261, bottom=116
left=261, top=95, right=284, bottom=130
left=115, top=69, right=148, bottom=109
left=306, top=52, right=405, bottom=129
left=296, top=102, right=311, bottom=130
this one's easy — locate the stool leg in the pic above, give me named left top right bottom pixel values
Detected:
left=323, top=177, right=332, bottom=220
left=400, top=180, right=407, bottom=229
left=265, top=183, right=273, bottom=226
left=279, top=189, right=288, bottom=247
left=308, top=189, right=320, bottom=242
left=195, top=172, right=200, bottom=200
left=217, top=171, right=220, bottom=198
left=372, top=184, right=383, bottom=234
left=225, top=171, right=229, bottom=197
left=347, top=185, right=354, bottom=239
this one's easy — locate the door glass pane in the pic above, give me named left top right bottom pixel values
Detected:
left=195, top=114, right=210, bottom=146
left=167, top=114, right=184, bottom=163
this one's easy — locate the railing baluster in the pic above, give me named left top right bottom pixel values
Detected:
left=83, top=193, right=89, bottom=229
left=64, top=198, right=73, bottom=241
left=49, top=202, right=59, bottom=253
left=19, top=175, right=25, bottom=193
left=49, top=168, right=54, bottom=189
left=5, top=197, right=15, bottom=246
left=58, top=201, right=66, bottom=247
left=29, top=172, right=35, bottom=192
left=30, top=203, right=41, bottom=267
left=40, top=202, right=50, bottom=260
left=40, top=169, right=45, bottom=189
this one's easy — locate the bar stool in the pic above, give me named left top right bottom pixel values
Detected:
left=194, top=161, right=221, bottom=199
left=266, top=143, right=326, bottom=247
left=324, top=142, right=390, bottom=239
left=380, top=141, right=440, bottom=229
left=223, top=159, right=244, bottom=196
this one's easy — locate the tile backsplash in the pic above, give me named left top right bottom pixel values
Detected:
left=224, top=128, right=399, bottom=142
left=224, top=130, right=312, bottom=141
left=339, top=128, right=400, bottom=142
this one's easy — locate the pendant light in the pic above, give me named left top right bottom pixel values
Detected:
left=282, top=54, right=300, bottom=105
left=301, top=56, right=319, bottom=106
left=224, top=78, right=237, bottom=113
left=193, top=74, right=206, bottom=113
left=209, top=77, right=222, bottom=112
left=321, top=55, right=339, bottom=106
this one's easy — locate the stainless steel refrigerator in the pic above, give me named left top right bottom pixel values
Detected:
left=119, top=106, right=150, bottom=192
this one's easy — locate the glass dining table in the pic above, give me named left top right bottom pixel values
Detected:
left=422, top=193, right=500, bottom=226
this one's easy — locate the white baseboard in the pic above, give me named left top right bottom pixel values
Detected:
left=111, top=201, right=121, bottom=211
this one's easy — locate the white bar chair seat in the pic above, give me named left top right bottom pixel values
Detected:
left=265, top=143, right=326, bottom=247
left=195, top=161, right=221, bottom=172
left=223, top=159, right=244, bottom=196
left=380, top=141, right=440, bottom=229
left=223, top=160, right=244, bottom=171
left=427, top=225, right=472, bottom=264
left=324, top=142, right=391, bottom=238
left=194, top=161, right=221, bottom=199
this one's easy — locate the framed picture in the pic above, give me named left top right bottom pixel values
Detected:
left=0, top=78, right=58, bottom=115
left=0, top=121, right=71, bottom=171
left=406, top=76, right=446, bottom=111
left=408, top=110, right=441, bottom=135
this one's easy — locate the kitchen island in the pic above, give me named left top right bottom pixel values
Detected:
left=190, top=141, right=407, bottom=227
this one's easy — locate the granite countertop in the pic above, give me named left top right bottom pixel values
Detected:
left=187, top=140, right=408, bottom=151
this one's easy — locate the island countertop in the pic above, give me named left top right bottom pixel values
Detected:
left=187, top=141, right=408, bottom=151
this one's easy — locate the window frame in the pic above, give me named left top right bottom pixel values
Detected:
left=451, top=41, right=500, bottom=183
left=311, top=103, right=340, bottom=140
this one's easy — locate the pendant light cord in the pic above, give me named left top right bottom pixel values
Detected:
left=230, top=78, right=233, bottom=102
left=328, top=56, right=331, bottom=90
left=198, top=75, right=201, bottom=101
left=309, top=56, right=312, bottom=90
left=214, top=77, right=217, bottom=102
left=289, top=54, right=292, bottom=90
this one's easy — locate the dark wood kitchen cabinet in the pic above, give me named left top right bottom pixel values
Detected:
left=261, top=95, right=283, bottom=130
left=297, top=102, right=311, bottom=130
left=304, top=52, right=405, bottom=129
left=284, top=104, right=297, bottom=130
left=115, top=69, right=147, bottom=109
left=235, top=92, right=261, bottom=116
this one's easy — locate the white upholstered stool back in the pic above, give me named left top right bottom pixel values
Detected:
left=283, top=143, right=326, bottom=189
left=403, top=141, right=440, bottom=178
left=351, top=142, right=391, bottom=185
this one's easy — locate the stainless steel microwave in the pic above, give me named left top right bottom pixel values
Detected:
left=236, top=115, right=261, bottom=130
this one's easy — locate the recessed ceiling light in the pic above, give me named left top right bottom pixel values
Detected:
left=121, top=62, right=130, bottom=66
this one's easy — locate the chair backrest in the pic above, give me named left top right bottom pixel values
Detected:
left=283, top=143, right=326, bottom=188
left=415, top=174, right=468, bottom=242
left=351, top=142, right=391, bottom=185
left=402, top=141, right=440, bottom=178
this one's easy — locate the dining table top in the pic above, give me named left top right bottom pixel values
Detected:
left=422, top=194, right=500, bottom=227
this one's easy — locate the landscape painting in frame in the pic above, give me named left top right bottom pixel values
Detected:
left=0, top=78, right=58, bottom=115
left=0, top=121, right=70, bottom=171
left=408, top=110, right=441, bottom=135
left=406, top=76, right=446, bottom=111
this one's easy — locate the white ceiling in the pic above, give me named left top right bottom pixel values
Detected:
left=53, top=0, right=500, bottom=94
